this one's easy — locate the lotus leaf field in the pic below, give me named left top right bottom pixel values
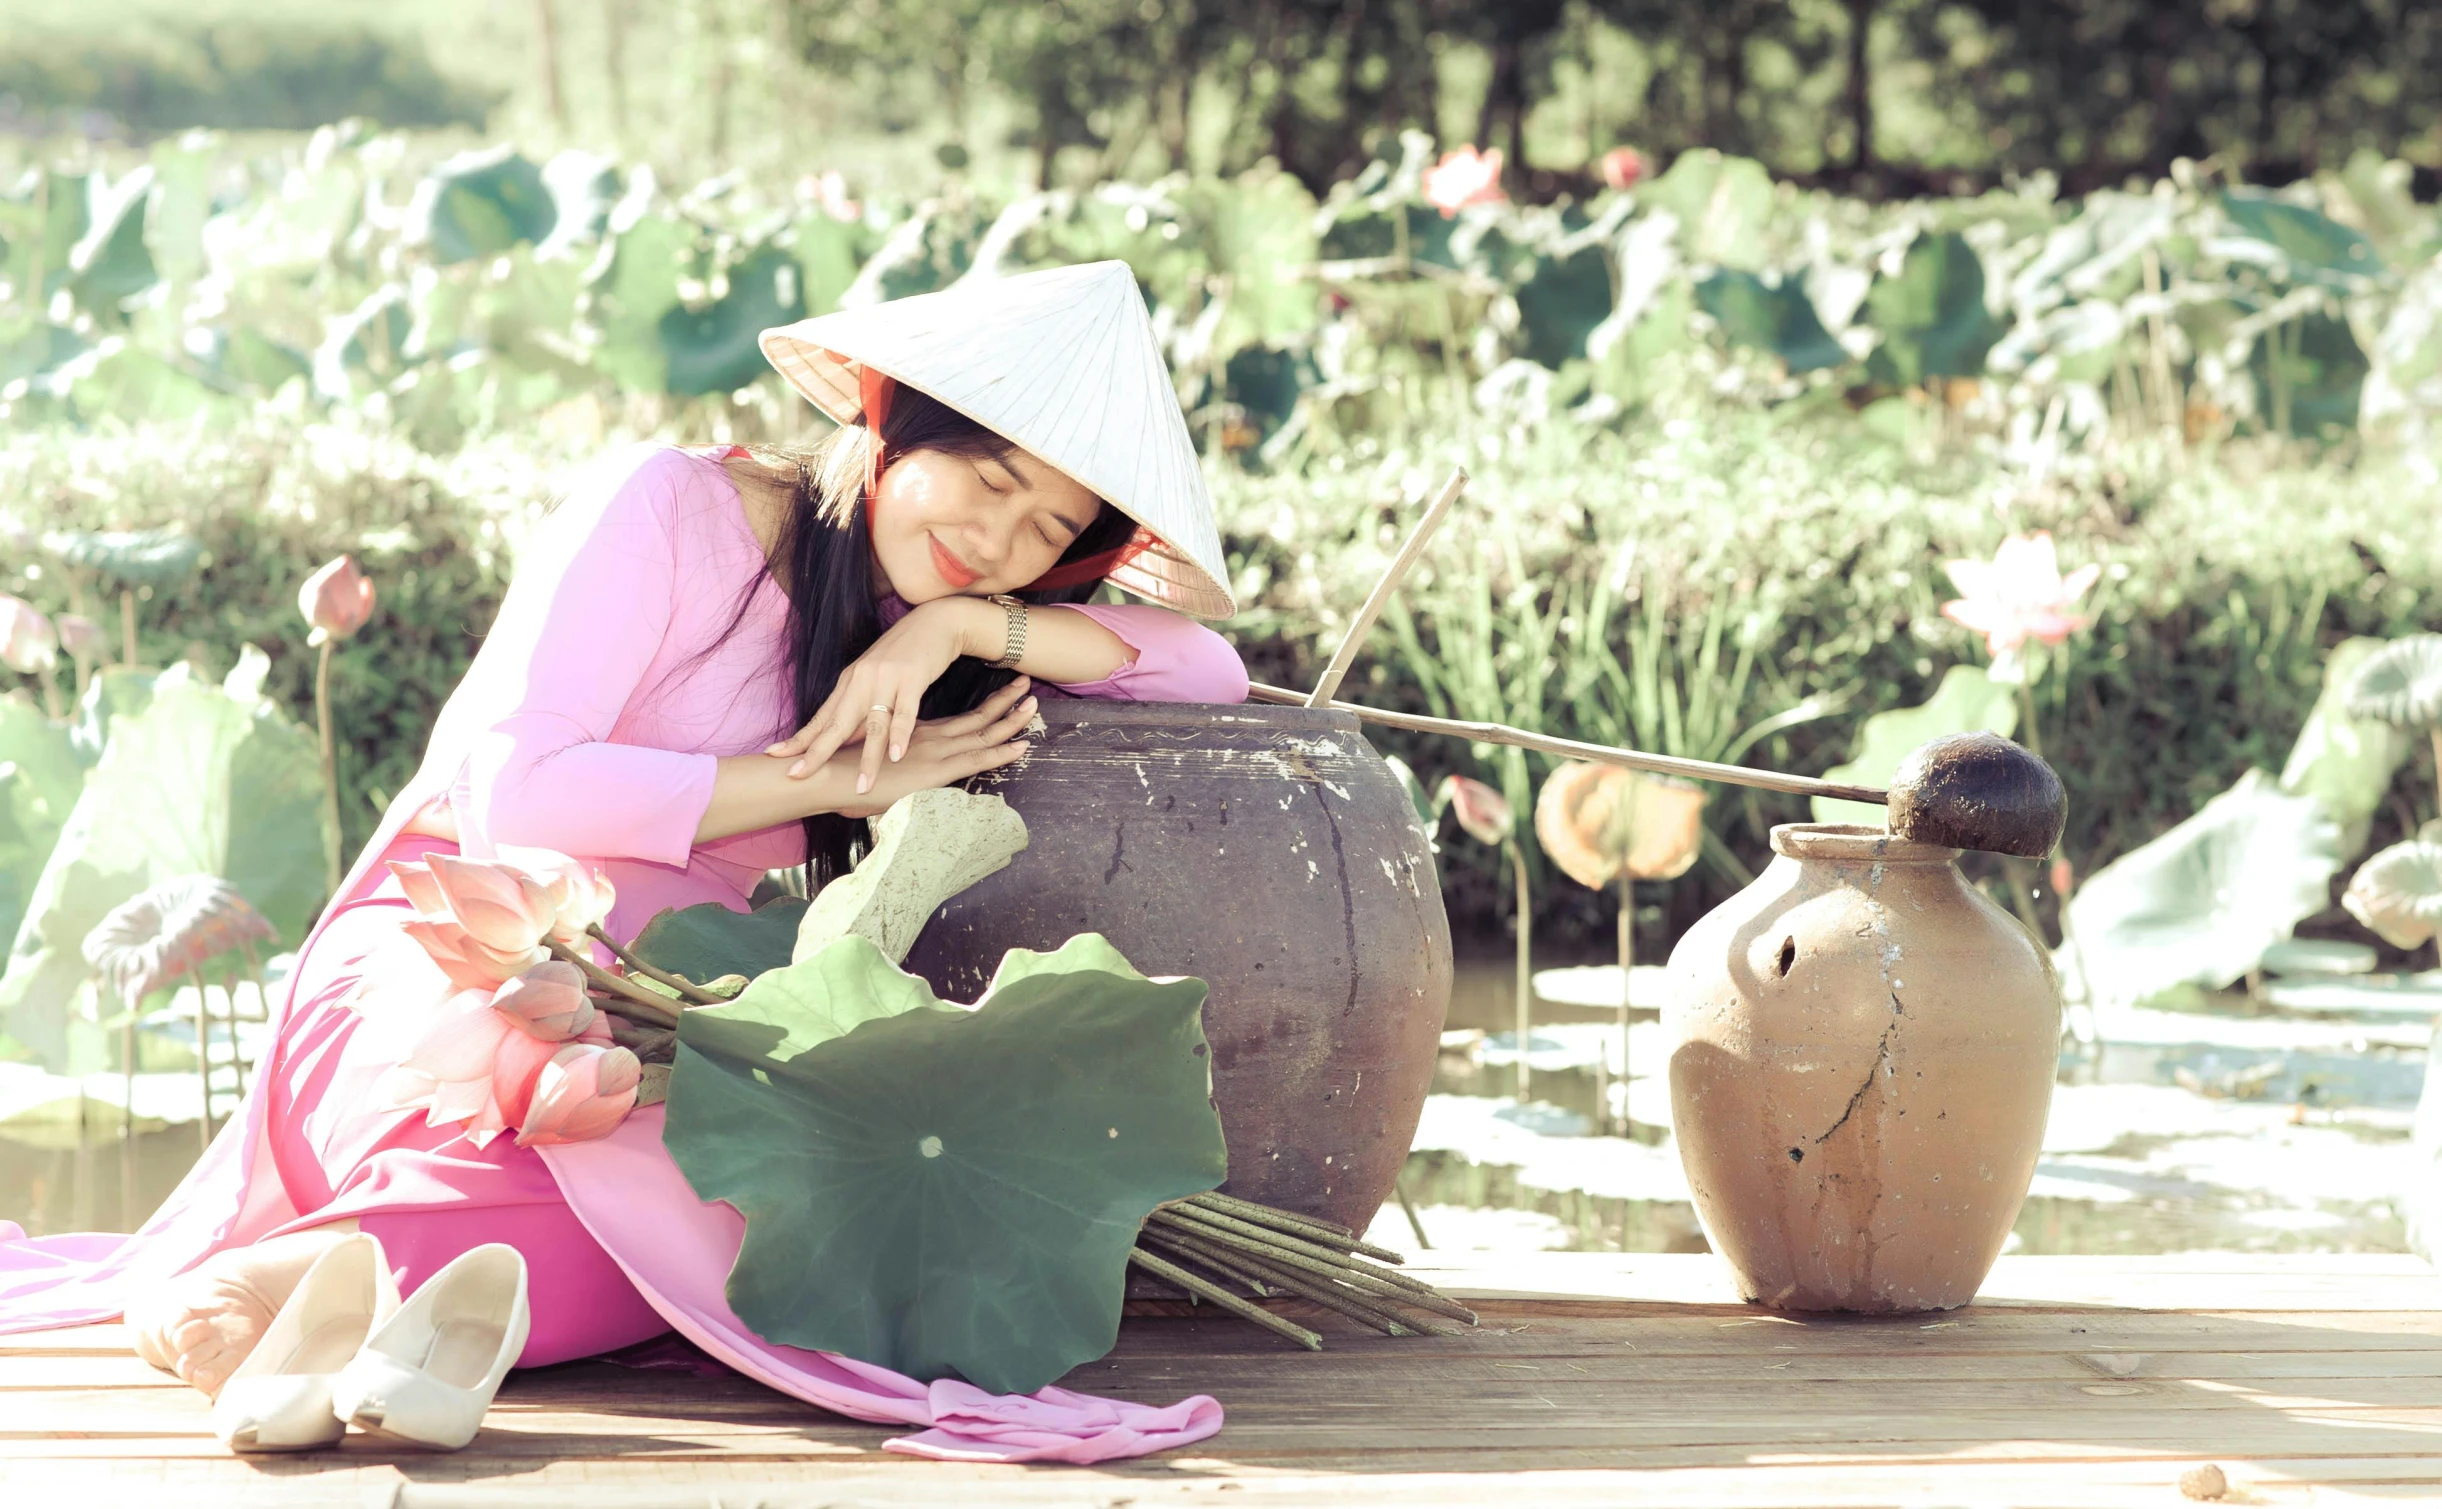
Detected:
left=3, top=126, right=2441, bottom=972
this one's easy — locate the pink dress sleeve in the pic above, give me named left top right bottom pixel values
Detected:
left=1044, top=603, right=1248, bottom=704
left=451, top=452, right=719, bottom=866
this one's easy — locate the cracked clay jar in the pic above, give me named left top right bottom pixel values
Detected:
left=1663, top=824, right=2059, bottom=1313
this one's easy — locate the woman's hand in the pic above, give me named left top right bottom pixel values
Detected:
left=767, top=597, right=992, bottom=793
left=822, top=676, right=1039, bottom=819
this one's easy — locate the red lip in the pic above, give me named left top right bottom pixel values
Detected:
left=928, top=533, right=981, bottom=589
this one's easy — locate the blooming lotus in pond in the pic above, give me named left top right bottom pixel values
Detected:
left=489, top=960, right=597, bottom=1041
left=1424, top=146, right=1505, bottom=216
left=517, top=1043, right=642, bottom=1147
left=0, top=594, right=56, bottom=675
left=298, top=555, right=375, bottom=646
left=1436, top=774, right=1514, bottom=848
left=1941, top=532, right=2099, bottom=681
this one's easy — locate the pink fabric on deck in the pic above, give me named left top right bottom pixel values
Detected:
left=0, top=444, right=1245, bottom=1462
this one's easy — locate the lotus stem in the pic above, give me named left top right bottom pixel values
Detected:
left=1127, top=1247, right=1322, bottom=1352
left=586, top=924, right=727, bottom=1005
left=545, top=938, right=680, bottom=1028
left=1150, top=1204, right=1461, bottom=1303
left=192, top=962, right=213, bottom=1155
left=1509, top=837, right=1532, bottom=1099
left=1179, top=1191, right=1405, bottom=1263
left=120, top=588, right=138, bottom=668
left=1145, top=1209, right=1478, bottom=1324
left=314, top=639, right=341, bottom=895
left=120, top=1013, right=136, bottom=1232
left=1140, top=1225, right=1464, bottom=1337
left=608, top=1022, right=677, bottom=1062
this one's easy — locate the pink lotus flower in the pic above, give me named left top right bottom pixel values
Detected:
left=399, top=916, right=550, bottom=992
left=1424, top=146, right=1505, bottom=217
left=298, top=555, right=376, bottom=647
left=1599, top=146, right=1647, bottom=191
left=1436, top=775, right=1514, bottom=847
left=496, top=846, right=618, bottom=943
left=56, top=613, right=105, bottom=666
left=517, top=1043, right=643, bottom=1147
left=489, top=960, right=596, bottom=1041
left=430, top=854, right=559, bottom=953
left=380, top=969, right=620, bottom=1148
left=382, top=989, right=533, bottom=1147
left=0, top=595, right=56, bottom=675
left=1940, top=532, right=2101, bottom=680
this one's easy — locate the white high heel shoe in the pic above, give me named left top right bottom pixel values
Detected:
left=329, top=1243, right=530, bottom=1451
left=212, top=1232, right=401, bottom=1453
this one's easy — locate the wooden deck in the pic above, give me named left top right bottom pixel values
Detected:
left=8, top=1254, right=2440, bottom=1506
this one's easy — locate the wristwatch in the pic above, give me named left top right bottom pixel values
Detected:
left=985, top=594, right=1029, bottom=670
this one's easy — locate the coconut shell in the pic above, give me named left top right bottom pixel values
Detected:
left=1884, top=732, right=2067, bottom=858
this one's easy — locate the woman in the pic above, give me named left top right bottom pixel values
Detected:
left=0, top=261, right=1245, bottom=1459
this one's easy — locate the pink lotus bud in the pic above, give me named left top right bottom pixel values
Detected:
left=402, top=916, right=550, bottom=992
left=516, top=1044, right=642, bottom=1147
left=1436, top=774, right=1514, bottom=848
left=431, top=854, right=559, bottom=954
left=387, top=859, right=450, bottom=917
left=489, top=960, right=596, bottom=1041
left=0, top=595, right=57, bottom=675
left=1599, top=146, right=1647, bottom=191
left=56, top=613, right=105, bottom=665
left=2049, top=855, right=2075, bottom=898
left=298, top=555, right=376, bottom=647
left=488, top=1025, right=567, bottom=1127
left=498, top=846, right=618, bottom=943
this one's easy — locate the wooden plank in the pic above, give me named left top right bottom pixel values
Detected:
left=1402, top=1252, right=2442, bottom=1310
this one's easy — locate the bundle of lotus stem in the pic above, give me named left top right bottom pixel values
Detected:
left=1127, top=1191, right=1478, bottom=1351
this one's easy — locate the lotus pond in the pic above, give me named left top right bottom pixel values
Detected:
left=3, top=954, right=2431, bottom=1262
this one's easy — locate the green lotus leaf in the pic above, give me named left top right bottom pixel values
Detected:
left=2221, top=190, right=2382, bottom=287
left=1813, top=666, right=2018, bottom=828
left=1866, top=230, right=2002, bottom=387
left=0, top=668, right=329, bottom=1069
left=2250, top=310, right=2368, bottom=436
left=0, top=701, right=82, bottom=953
left=2343, top=633, right=2442, bottom=729
left=1697, top=269, right=1848, bottom=374
left=1514, top=242, right=1619, bottom=368
left=1642, top=149, right=1774, bottom=271
left=2342, top=840, right=2442, bottom=951
left=659, top=242, right=807, bottom=396
left=41, top=528, right=204, bottom=590
left=2280, top=637, right=2415, bottom=852
left=416, top=147, right=558, bottom=266
left=629, top=896, right=809, bottom=986
left=66, top=169, right=158, bottom=320
left=792, top=787, right=1029, bottom=968
left=2060, top=769, right=2345, bottom=1006
left=664, top=932, right=1224, bottom=1394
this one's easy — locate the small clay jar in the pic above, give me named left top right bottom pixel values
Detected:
left=1663, top=824, right=2058, bottom=1313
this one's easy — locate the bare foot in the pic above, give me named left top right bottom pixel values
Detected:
left=127, top=1223, right=360, bottom=1398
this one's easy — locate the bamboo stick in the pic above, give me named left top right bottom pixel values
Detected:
left=1306, top=468, right=1468, bottom=708
left=1249, top=682, right=1891, bottom=805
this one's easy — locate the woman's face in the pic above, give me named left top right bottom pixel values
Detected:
left=869, top=445, right=1103, bottom=603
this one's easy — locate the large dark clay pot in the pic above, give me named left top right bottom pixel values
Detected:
left=901, top=701, right=1453, bottom=1234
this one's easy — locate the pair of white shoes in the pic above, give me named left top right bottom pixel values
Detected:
left=209, top=1234, right=531, bottom=1453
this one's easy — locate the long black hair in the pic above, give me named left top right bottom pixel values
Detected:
left=750, top=387, right=1138, bottom=885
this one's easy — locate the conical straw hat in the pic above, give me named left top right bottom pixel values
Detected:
left=759, top=261, right=1235, bottom=619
